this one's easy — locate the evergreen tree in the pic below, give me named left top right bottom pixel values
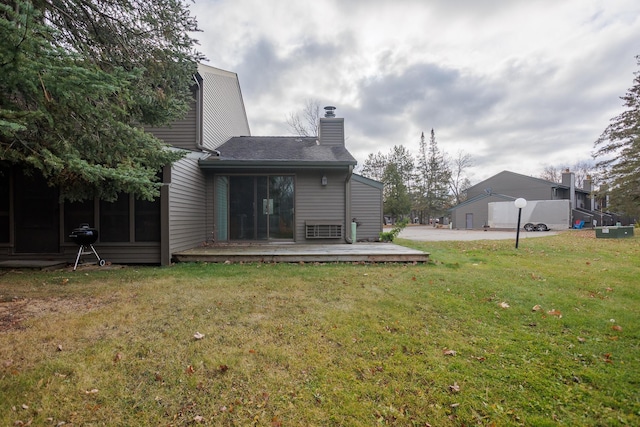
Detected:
left=0, top=0, right=203, bottom=201
left=360, top=151, right=388, bottom=183
left=415, top=130, right=451, bottom=222
left=382, top=162, right=411, bottom=221
left=423, top=129, right=451, bottom=221
left=593, top=55, right=640, bottom=218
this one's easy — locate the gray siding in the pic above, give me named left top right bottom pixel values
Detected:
left=318, top=118, right=345, bottom=147
left=467, top=171, right=557, bottom=200
left=144, top=99, right=197, bottom=150
left=169, top=157, right=208, bottom=253
left=452, top=195, right=511, bottom=229
left=295, top=170, right=347, bottom=243
left=199, top=64, right=251, bottom=149
left=351, top=175, right=383, bottom=241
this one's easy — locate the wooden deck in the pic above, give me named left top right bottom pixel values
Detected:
left=173, top=242, right=429, bottom=264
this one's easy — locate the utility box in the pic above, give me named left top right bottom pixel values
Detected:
left=595, top=226, right=635, bottom=239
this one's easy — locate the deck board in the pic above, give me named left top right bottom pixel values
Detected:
left=173, top=242, right=429, bottom=264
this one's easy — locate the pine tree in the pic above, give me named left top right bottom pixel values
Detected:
left=423, top=129, right=451, bottom=222
left=382, top=162, right=411, bottom=221
left=0, top=0, right=203, bottom=201
left=593, top=55, right=640, bottom=218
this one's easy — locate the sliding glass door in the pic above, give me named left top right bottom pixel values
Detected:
left=226, top=175, right=294, bottom=241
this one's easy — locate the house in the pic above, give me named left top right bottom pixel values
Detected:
left=449, top=170, right=610, bottom=229
left=0, top=64, right=382, bottom=266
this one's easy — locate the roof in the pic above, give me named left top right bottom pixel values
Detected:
left=352, top=173, right=384, bottom=189
left=448, top=192, right=514, bottom=212
left=199, top=136, right=357, bottom=169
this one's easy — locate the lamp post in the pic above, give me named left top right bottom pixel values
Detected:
left=514, top=198, right=527, bottom=249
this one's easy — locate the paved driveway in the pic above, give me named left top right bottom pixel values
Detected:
left=397, top=226, right=557, bottom=242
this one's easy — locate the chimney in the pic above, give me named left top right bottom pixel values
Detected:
left=561, top=169, right=575, bottom=212
left=318, top=106, right=344, bottom=146
left=583, top=175, right=593, bottom=211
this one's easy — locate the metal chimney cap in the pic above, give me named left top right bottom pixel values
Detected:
left=324, top=106, right=336, bottom=117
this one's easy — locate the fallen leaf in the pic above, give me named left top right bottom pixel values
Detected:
left=84, top=389, right=99, bottom=394
left=21, top=404, right=29, bottom=410
left=532, top=304, right=542, bottom=312
left=612, top=325, right=623, bottom=332
left=547, top=309, right=562, bottom=317
left=193, top=415, right=204, bottom=423
left=606, top=287, right=613, bottom=292
left=577, top=336, right=586, bottom=343
left=57, top=345, right=63, bottom=352
left=217, top=364, right=229, bottom=373
left=186, top=365, right=195, bottom=375
left=193, top=332, right=205, bottom=340
left=443, top=349, right=457, bottom=356
left=61, top=278, right=69, bottom=285
left=113, top=352, right=123, bottom=363
left=499, top=301, right=510, bottom=309
left=449, top=382, right=460, bottom=393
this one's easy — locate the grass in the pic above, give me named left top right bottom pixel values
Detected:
left=0, top=230, right=638, bottom=426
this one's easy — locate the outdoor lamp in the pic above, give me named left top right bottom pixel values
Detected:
left=514, top=198, right=527, bottom=249
left=321, top=175, right=328, bottom=186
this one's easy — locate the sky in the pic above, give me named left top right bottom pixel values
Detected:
left=189, top=0, right=640, bottom=184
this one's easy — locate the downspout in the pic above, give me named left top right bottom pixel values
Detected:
left=345, top=165, right=354, bottom=244
left=192, top=75, right=220, bottom=157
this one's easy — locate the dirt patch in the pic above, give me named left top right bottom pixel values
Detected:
left=0, top=296, right=108, bottom=332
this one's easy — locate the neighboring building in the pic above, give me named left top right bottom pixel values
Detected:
left=0, top=64, right=382, bottom=265
left=449, top=170, right=610, bottom=229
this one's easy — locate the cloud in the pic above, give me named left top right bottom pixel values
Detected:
left=191, top=0, right=640, bottom=181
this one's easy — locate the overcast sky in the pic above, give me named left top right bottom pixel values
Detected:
left=190, top=0, right=639, bottom=183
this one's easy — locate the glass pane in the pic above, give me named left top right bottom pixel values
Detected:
left=269, top=176, right=294, bottom=239
left=215, top=176, right=228, bottom=241
left=135, top=198, right=160, bottom=242
left=229, top=176, right=255, bottom=240
left=257, top=176, right=268, bottom=240
left=100, top=194, right=130, bottom=242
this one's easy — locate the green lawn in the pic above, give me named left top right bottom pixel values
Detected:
left=1, top=230, right=638, bottom=426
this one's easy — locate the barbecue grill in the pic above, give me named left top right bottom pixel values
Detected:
left=69, top=223, right=106, bottom=271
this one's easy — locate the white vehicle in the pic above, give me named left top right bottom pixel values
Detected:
left=488, top=200, right=571, bottom=231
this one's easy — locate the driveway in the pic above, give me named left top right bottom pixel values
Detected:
left=397, top=225, right=557, bottom=242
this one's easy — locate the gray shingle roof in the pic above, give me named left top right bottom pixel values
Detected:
left=205, top=136, right=357, bottom=166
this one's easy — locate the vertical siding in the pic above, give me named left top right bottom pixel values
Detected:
left=169, top=157, right=208, bottom=253
left=295, top=170, right=346, bottom=243
left=199, top=64, right=251, bottom=149
left=144, top=99, right=197, bottom=150
left=351, top=176, right=383, bottom=241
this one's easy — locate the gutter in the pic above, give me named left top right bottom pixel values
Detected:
left=192, top=75, right=220, bottom=157
left=345, top=165, right=354, bottom=244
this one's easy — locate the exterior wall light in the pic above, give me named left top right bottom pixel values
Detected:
left=321, top=175, right=328, bottom=186
left=514, top=198, right=527, bottom=249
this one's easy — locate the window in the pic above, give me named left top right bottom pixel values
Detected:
left=100, top=194, right=130, bottom=242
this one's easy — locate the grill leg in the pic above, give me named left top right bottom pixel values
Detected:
left=89, top=244, right=102, bottom=264
left=73, top=245, right=85, bottom=271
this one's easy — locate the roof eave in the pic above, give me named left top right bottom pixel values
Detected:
left=198, top=159, right=357, bottom=170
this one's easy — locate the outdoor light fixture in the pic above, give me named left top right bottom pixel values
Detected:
left=514, top=198, right=527, bottom=249
left=321, top=175, right=328, bottom=186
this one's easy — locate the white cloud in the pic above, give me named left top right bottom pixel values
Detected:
left=190, top=0, right=640, bottom=181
